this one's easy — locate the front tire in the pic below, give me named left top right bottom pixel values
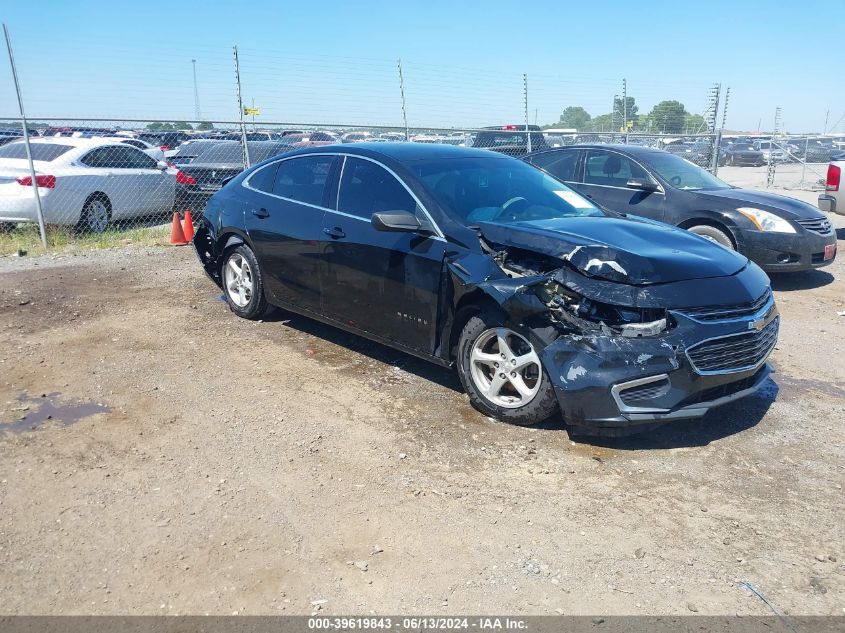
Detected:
left=457, top=309, right=558, bottom=426
left=221, top=244, right=270, bottom=320
left=688, top=224, right=734, bottom=249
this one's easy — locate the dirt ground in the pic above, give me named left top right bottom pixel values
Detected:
left=0, top=210, right=843, bottom=616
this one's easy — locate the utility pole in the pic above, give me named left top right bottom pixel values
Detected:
left=233, top=45, right=250, bottom=168
left=823, top=109, right=829, bottom=134
left=622, top=78, right=627, bottom=140
left=612, top=94, right=620, bottom=132
left=191, top=58, right=202, bottom=122
left=4, top=24, right=47, bottom=249
left=397, top=58, right=409, bottom=141
left=721, top=86, right=730, bottom=130
left=524, top=74, right=531, bottom=153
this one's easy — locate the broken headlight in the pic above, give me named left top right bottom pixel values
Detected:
left=536, top=281, right=670, bottom=337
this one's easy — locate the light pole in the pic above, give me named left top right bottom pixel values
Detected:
left=192, top=58, right=202, bottom=122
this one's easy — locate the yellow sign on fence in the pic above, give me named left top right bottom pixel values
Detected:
left=243, top=107, right=260, bottom=116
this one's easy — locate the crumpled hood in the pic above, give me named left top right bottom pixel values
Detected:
left=698, top=188, right=825, bottom=219
left=478, top=216, right=748, bottom=285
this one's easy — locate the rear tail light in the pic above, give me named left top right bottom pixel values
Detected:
left=501, top=125, right=519, bottom=130
left=176, top=170, right=196, bottom=185
left=826, top=164, right=840, bottom=192
left=160, top=145, right=170, bottom=151
left=16, top=174, right=56, bottom=188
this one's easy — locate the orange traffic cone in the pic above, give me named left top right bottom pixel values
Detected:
left=182, top=210, right=195, bottom=242
left=169, top=211, right=187, bottom=245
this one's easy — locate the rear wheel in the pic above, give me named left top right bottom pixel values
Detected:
left=77, top=195, right=111, bottom=233
left=221, top=244, right=270, bottom=320
left=457, top=309, right=558, bottom=426
left=688, top=224, right=734, bottom=249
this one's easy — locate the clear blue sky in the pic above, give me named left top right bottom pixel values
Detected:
left=1, top=0, right=843, bottom=132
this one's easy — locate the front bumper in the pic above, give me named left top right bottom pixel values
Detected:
left=539, top=299, right=778, bottom=432
left=737, top=227, right=837, bottom=271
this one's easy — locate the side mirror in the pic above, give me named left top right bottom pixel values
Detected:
left=157, top=161, right=169, bottom=170
left=371, top=210, right=428, bottom=234
left=626, top=178, right=658, bottom=192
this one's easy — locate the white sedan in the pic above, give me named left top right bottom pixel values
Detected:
left=0, top=137, right=176, bottom=232
left=101, top=136, right=166, bottom=162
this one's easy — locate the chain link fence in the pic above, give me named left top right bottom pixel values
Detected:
left=2, top=25, right=829, bottom=255
left=0, top=116, right=724, bottom=254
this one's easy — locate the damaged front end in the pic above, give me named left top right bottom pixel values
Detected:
left=463, top=223, right=777, bottom=434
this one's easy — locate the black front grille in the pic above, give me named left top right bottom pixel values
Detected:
left=795, top=217, right=833, bottom=235
left=677, top=366, right=768, bottom=407
left=686, top=317, right=779, bottom=374
left=677, top=289, right=771, bottom=322
left=618, top=377, right=671, bottom=406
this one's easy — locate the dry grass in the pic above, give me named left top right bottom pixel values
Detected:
left=0, top=222, right=172, bottom=256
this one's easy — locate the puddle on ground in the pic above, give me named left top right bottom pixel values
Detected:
left=0, top=392, right=110, bottom=436
left=771, top=374, right=845, bottom=400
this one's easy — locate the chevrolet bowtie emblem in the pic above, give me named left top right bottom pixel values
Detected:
left=748, top=317, right=766, bottom=331
left=211, top=171, right=217, bottom=178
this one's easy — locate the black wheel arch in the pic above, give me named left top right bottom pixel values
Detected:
left=676, top=213, right=739, bottom=249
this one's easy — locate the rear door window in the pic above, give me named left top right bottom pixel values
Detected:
left=248, top=162, right=280, bottom=193
left=337, top=157, right=416, bottom=219
left=530, top=150, right=580, bottom=182
left=81, top=147, right=126, bottom=168
left=272, top=155, right=335, bottom=206
left=584, top=150, right=652, bottom=187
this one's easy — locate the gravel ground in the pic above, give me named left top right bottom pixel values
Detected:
left=0, top=196, right=843, bottom=616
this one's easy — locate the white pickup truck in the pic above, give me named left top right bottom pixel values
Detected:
left=819, top=157, right=845, bottom=215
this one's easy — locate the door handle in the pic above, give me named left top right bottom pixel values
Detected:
left=251, top=207, right=269, bottom=218
left=323, top=226, right=345, bottom=239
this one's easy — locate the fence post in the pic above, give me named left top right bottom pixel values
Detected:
left=397, top=58, right=410, bottom=141
left=800, top=136, right=809, bottom=186
left=710, top=130, right=722, bottom=176
left=233, top=45, right=250, bottom=169
left=523, top=74, right=531, bottom=154
left=3, top=24, right=47, bottom=249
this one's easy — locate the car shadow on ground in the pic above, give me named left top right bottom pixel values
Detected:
left=560, top=378, right=778, bottom=450
left=769, top=270, right=834, bottom=291
left=260, top=306, right=777, bottom=449
left=262, top=308, right=464, bottom=393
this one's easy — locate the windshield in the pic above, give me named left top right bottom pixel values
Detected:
left=647, top=152, right=730, bottom=191
left=410, top=157, right=604, bottom=225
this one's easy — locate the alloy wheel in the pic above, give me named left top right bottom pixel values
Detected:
left=224, top=253, right=254, bottom=308
left=85, top=200, right=109, bottom=233
left=469, top=327, right=542, bottom=409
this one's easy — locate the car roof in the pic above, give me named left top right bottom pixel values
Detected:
left=282, top=142, right=504, bottom=164
left=526, top=143, right=667, bottom=157
left=21, top=137, right=136, bottom=148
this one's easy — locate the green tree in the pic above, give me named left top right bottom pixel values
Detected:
left=683, top=113, right=707, bottom=133
left=173, top=121, right=193, bottom=130
left=587, top=113, right=614, bottom=132
left=557, top=106, right=591, bottom=130
left=648, top=100, right=686, bottom=134
left=613, top=96, right=639, bottom=129
left=196, top=121, right=214, bottom=130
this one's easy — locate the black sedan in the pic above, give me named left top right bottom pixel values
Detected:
left=524, top=144, right=837, bottom=272
left=175, top=140, right=295, bottom=215
left=720, top=142, right=765, bottom=166
left=193, top=144, right=778, bottom=435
